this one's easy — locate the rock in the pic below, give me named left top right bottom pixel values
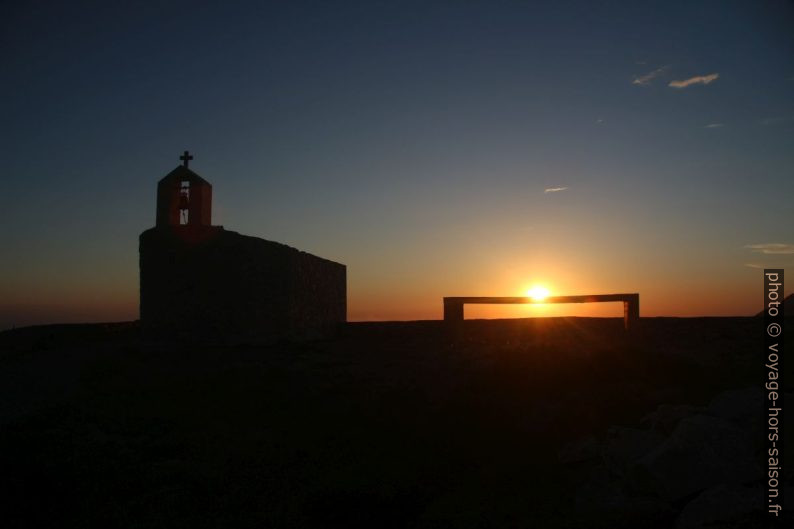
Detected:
left=650, top=386, right=688, bottom=404
left=601, top=427, right=665, bottom=475
left=675, top=484, right=762, bottom=529
left=575, top=464, right=675, bottom=522
left=575, top=465, right=629, bottom=512
left=706, top=387, right=764, bottom=425
left=641, top=404, right=702, bottom=434
left=558, top=434, right=599, bottom=464
left=633, top=414, right=761, bottom=501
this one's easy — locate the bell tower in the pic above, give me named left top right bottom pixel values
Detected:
left=156, top=150, right=213, bottom=227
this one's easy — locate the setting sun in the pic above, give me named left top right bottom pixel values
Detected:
left=526, top=285, right=550, bottom=302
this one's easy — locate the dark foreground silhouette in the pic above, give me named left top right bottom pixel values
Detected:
left=1, top=317, right=789, bottom=528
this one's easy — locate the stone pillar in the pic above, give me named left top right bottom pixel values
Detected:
left=623, top=295, right=640, bottom=330
left=443, top=298, right=464, bottom=321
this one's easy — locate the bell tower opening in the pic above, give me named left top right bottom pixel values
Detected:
left=155, top=151, right=213, bottom=228
left=179, top=181, right=190, bottom=225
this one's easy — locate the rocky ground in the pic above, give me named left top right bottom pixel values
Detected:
left=0, top=317, right=790, bottom=528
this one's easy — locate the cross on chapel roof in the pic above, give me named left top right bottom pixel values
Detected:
left=179, top=150, right=194, bottom=168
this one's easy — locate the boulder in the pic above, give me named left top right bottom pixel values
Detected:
left=575, top=464, right=674, bottom=523
left=641, top=404, right=702, bottom=434
left=706, top=387, right=764, bottom=425
left=558, top=434, right=599, bottom=464
left=633, top=414, right=761, bottom=501
left=675, top=484, right=762, bottom=529
left=574, top=464, right=629, bottom=513
left=601, top=426, right=665, bottom=475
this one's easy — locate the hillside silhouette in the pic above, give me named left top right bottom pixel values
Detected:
left=1, top=316, right=788, bottom=528
left=756, top=292, right=794, bottom=316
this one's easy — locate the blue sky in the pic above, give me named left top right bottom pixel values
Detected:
left=1, top=0, right=792, bottom=327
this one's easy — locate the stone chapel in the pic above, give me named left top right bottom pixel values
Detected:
left=139, top=152, right=346, bottom=343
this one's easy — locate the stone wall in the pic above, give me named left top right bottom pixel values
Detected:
left=140, top=226, right=346, bottom=343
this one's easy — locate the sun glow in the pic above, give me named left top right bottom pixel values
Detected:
left=526, top=285, right=550, bottom=302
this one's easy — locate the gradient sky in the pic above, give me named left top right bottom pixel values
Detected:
left=2, top=0, right=793, bottom=328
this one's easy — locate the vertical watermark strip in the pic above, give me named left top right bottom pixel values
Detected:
left=765, top=269, right=784, bottom=522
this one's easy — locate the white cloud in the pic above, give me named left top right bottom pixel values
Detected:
left=704, top=123, right=724, bottom=128
left=544, top=186, right=569, bottom=193
left=744, top=263, right=763, bottom=269
left=632, top=66, right=667, bottom=85
left=745, top=243, right=794, bottom=255
left=669, top=73, right=719, bottom=88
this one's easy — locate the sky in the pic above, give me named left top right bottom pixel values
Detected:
left=1, top=0, right=793, bottom=328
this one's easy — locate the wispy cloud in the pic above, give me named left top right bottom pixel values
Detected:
left=760, top=116, right=793, bottom=126
left=745, top=243, right=794, bottom=255
left=632, top=66, right=667, bottom=86
left=745, top=263, right=763, bottom=269
left=544, top=186, right=569, bottom=193
left=704, top=123, right=724, bottom=128
left=669, top=73, right=719, bottom=88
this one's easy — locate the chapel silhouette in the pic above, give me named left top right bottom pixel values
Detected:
left=139, top=152, right=346, bottom=343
